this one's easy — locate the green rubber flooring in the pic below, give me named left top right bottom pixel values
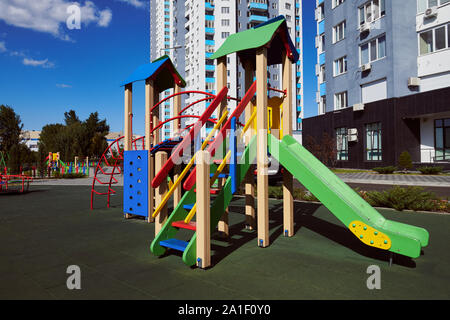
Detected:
left=0, top=185, right=449, bottom=300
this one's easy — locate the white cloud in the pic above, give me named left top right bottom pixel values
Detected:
left=115, top=0, right=146, bottom=9
left=0, top=0, right=113, bottom=41
left=56, top=83, right=72, bottom=88
left=0, top=41, right=6, bottom=53
left=23, top=57, right=55, bottom=68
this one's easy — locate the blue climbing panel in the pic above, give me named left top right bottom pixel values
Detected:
left=124, top=150, right=149, bottom=217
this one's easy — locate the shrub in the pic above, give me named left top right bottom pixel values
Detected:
left=372, top=166, right=397, bottom=174
left=417, top=166, right=443, bottom=175
left=398, top=151, right=413, bottom=171
left=365, top=186, right=440, bottom=212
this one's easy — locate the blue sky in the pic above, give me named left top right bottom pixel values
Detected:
left=0, top=0, right=318, bottom=135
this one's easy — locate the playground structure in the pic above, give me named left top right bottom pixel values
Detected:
left=45, top=152, right=90, bottom=177
left=0, top=151, right=32, bottom=193
left=94, top=16, right=430, bottom=269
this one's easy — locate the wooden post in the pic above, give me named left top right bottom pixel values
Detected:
left=154, top=151, right=168, bottom=235
left=146, top=79, right=156, bottom=223
left=196, top=150, right=211, bottom=269
left=124, top=84, right=133, bottom=219
left=256, top=47, right=269, bottom=247
left=282, top=51, right=294, bottom=237
left=244, top=60, right=255, bottom=230
left=173, top=84, right=182, bottom=208
left=217, top=56, right=229, bottom=237
left=124, top=84, right=133, bottom=152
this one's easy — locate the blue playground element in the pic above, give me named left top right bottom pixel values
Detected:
left=124, top=150, right=149, bottom=217
left=230, top=117, right=238, bottom=194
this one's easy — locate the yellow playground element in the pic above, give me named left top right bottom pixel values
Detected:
left=348, top=221, right=392, bottom=250
left=252, top=96, right=284, bottom=137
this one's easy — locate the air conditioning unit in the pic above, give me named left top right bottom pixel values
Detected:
left=408, top=77, right=421, bottom=87
left=315, top=36, right=319, bottom=48
left=360, top=23, right=371, bottom=34
left=348, top=128, right=358, bottom=142
left=424, top=6, right=438, bottom=19
left=361, top=63, right=372, bottom=72
left=353, top=103, right=365, bottom=112
left=315, top=64, right=320, bottom=76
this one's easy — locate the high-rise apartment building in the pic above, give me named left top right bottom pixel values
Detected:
left=305, top=0, right=450, bottom=169
left=150, top=0, right=303, bottom=142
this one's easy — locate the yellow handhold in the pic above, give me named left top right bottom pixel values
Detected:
left=348, top=221, right=391, bottom=250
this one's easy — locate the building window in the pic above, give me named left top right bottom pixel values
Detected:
left=317, top=3, right=325, bottom=21
left=419, top=24, right=450, bottom=55
left=334, top=56, right=347, bottom=76
left=333, top=21, right=346, bottom=43
left=360, top=35, right=386, bottom=65
left=366, top=122, right=382, bottom=161
left=221, top=7, right=230, bottom=14
left=320, top=95, right=327, bottom=114
left=359, top=0, right=386, bottom=26
left=318, top=34, right=325, bottom=53
left=320, top=65, right=326, bottom=83
left=435, top=118, right=450, bottom=161
left=335, top=91, right=348, bottom=110
left=418, top=0, right=450, bottom=13
left=336, top=127, right=349, bottom=161
left=333, top=0, right=345, bottom=8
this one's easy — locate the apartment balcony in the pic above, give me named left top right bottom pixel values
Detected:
left=205, top=64, right=215, bottom=71
left=205, top=27, right=215, bottom=35
left=205, top=2, right=215, bottom=10
left=249, top=15, right=268, bottom=24
left=205, top=39, right=215, bottom=46
left=248, top=2, right=268, bottom=11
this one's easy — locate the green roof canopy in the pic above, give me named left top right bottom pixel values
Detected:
left=121, top=55, right=186, bottom=92
left=210, top=16, right=299, bottom=66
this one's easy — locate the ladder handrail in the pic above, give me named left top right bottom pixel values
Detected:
left=184, top=109, right=257, bottom=224
left=151, top=111, right=229, bottom=219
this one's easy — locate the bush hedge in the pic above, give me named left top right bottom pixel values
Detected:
left=417, top=166, right=443, bottom=175
left=372, top=166, right=397, bottom=174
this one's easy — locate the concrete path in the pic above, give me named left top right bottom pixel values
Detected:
left=336, top=172, right=450, bottom=187
left=31, top=172, right=450, bottom=188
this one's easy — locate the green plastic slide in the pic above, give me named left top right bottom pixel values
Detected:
left=268, top=134, right=429, bottom=259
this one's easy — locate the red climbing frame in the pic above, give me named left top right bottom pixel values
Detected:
left=90, top=136, right=144, bottom=210
left=91, top=88, right=239, bottom=210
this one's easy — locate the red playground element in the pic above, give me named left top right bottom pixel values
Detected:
left=151, top=86, right=229, bottom=188
left=183, top=80, right=257, bottom=191
left=0, top=174, right=33, bottom=193
left=90, top=135, right=145, bottom=210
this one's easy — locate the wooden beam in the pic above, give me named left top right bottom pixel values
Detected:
left=124, top=84, right=133, bottom=219
left=124, top=84, right=133, bottom=152
left=196, top=150, right=211, bottom=269
left=146, top=79, right=156, bottom=223
left=154, top=151, right=168, bottom=235
left=282, top=51, right=294, bottom=237
left=216, top=56, right=229, bottom=237
left=244, top=60, right=255, bottom=230
left=256, top=47, right=269, bottom=247
left=173, top=84, right=182, bottom=208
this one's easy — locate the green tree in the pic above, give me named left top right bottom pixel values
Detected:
left=0, top=105, right=23, bottom=154
left=398, top=151, right=413, bottom=171
left=7, top=143, right=34, bottom=174
left=38, top=110, right=109, bottom=163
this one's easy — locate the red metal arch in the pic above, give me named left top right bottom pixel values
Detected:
left=151, top=115, right=217, bottom=134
